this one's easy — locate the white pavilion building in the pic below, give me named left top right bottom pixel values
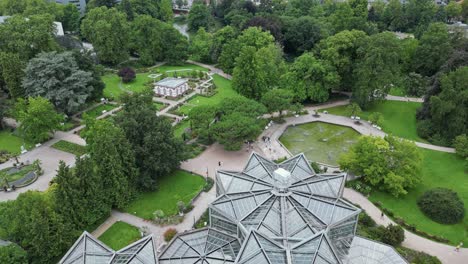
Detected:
left=154, top=77, right=189, bottom=97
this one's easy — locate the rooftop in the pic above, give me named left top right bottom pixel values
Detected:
left=155, top=77, right=188, bottom=88
left=61, top=153, right=408, bottom=264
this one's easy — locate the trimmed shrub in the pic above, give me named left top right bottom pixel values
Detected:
left=310, top=162, right=321, bottom=173
left=359, top=212, right=376, bottom=228
left=417, top=188, right=465, bottom=224
left=163, top=228, right=177, bottom=242
left=203, top=177, right=214, bottom=192
left=381, top=224, right=405, bottom=246
left=118, top=67, right=136, bottom=83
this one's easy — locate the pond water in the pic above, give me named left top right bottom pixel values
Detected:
left=279, top=122, right=361, bottom=166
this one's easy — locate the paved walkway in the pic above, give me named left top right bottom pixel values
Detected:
left=187, top=60, right=232, bottom=80
left=0, top=131, right=82, bottom=201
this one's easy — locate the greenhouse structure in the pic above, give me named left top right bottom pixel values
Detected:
left=60, top=153, right=408, bottom=264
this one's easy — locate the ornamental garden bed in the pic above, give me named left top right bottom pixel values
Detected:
left=51, top=140, right=86, bottom=156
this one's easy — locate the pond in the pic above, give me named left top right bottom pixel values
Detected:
left=279, top=122, right=361, bottom=166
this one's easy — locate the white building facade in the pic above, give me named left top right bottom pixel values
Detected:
left=154, top=77, right=189, bottom=97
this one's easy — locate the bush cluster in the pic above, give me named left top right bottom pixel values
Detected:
left=163, top=228, right=178, bottom=242
left=417, top=188, right=465, bottom=224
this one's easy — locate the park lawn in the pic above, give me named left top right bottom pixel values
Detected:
left=0, top=130, right=33, bottom=154
left=102, top=73, right=153, bottom=100
left=155, top=63, right=208, bottom=73
left=83, top=104, right=118, bottom=119
left=98, top=221, right=141, bottom=250
left=51, top=140, right=86, bottom=156
left=369, top=149, right=468, bottom=246
left=323, top=100, right=426, bottom=142
left=173, top=119, right=190, bottom=140
left=388, top=86, right=406, bottom=96
left=124, top=170, right=205, bottom=219
left=177, top=74, right=240, bottom=116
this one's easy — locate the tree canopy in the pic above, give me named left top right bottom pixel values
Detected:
left=115, top=91, right=184, bottom=190
left=13, top=97, right=62, bottom=143
left=339, top=136, right=422, bottom=197
left=81, top=7, right=130, bottom=64
left=22, top=52, right=95, bottom=114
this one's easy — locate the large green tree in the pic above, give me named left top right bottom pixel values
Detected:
left=283, top=16, right=328, bottom=54
left=0, top=14, right=57, bottom=60
left=210, top=25, right=237, bottom=63
left=189, top=104, right=218, bottom=143
left=188, top=2, right=212, bottom=31
left=13, top=97, right=62, bottom=143
left=281, top=52, right=339, bottom=103
left=417, top=67, right=468, bottom=145
left=22, top=52, right=94, bottom=114
left=261, top=89, right=294, bottom=116
left=189, top=27, right=213, bottom=63
left=160, top=24, right=189, bottom=64
left=0, top=52, right=25, bottom=98
left=130, top=15, right=164, bottom=65
left=87, top=119, right=138, bottom=208
left=81, top=7, right=130, bottom=64
left=61, top=3, right=80, bottom=32
left=413, top=23, right=452, bottom=77
left=353, top=32, right=402, bottom=108
left=317, top=30, right=368, bottom=91
left=54, top=157, right=111, bottom=230
left=232, top=44, right=284, bottom=100
left=212, top=97, right=267, bottom=150
left=219, top=27, right=275, bottom=74
left=0, top=243, right=27, bottom=264
left=115, top=92, right=184, bottom=190
left=0, top=191, right=76, bottom=264
left=339, top=136, right=422, bottom=197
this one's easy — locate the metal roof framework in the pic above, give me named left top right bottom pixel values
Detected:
left=61, top=153, right=408, bottom=264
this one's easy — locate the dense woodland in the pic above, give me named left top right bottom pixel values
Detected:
left=0, top=0, right=466, bottom=263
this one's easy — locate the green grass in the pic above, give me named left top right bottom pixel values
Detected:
left=154, top=63, right=208, bottom=73
left=98, top=221, right=141, bottom=250
left=323, top=101, right=426, bottom=142
left=173, top=120, right=190, bottom=139
left=124, top=170, right=205, bottom=219
left=102, top=73, right=153, bottom=99
left=177, top=74, right=240, bottom=116
left=51, top=140, right=86, bottom=156
left=153, top=102, right=166, bottom=111
left=279, top=122, right=361, bottom=166
left=0, top=131, right=33, bottom=154
left=1, top=165, right=35, bottom=182
left=369, top=149, right=468, bottom=246
left=83, top=104, right=118, bottom=119
left=388, top=86, right=407, bottom=96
